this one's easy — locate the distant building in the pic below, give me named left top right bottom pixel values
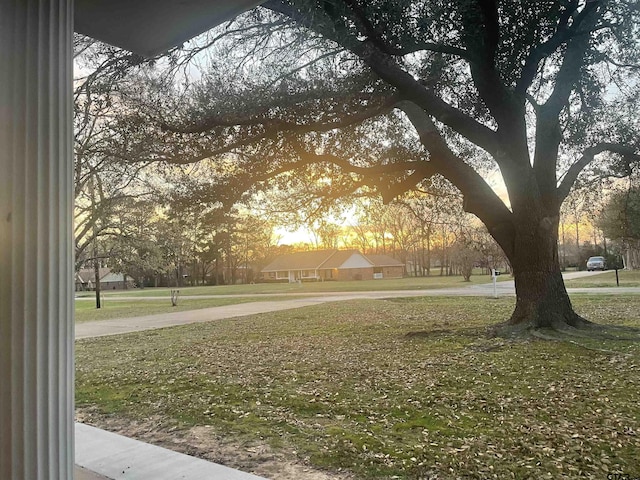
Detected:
left=75, top=268, right=134, bottom=291
left=365, top=254, right=408, bottom=279
left=261, top=249, right=404, bottom=282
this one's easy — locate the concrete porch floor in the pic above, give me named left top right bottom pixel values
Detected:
left=74, top=423, right=266, bottom=480
left=75, top=465, right=111, bottom=480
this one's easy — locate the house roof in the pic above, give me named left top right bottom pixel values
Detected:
left=76, top=268, right=127, bottom=283
left=75, top=0, right=266, bottom=57
left=77, top=268, right=106, bottom=284
left=264, top=249, right=376, bottom=271
left=365, top=254, right=405, bottom=267
left=320, top=250, right=367, bottom=269
left=262, top=250, right=405, bottom=273
left=261, top=250, right=341, bottom=272
left=101, top=271, right=127, bottom=283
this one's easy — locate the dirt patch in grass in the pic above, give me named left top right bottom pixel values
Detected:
left=76, top=295, right=640, bottom=479
left=76, top=410, right=348, bottom=480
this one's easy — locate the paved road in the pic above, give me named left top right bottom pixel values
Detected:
left=75, top=270, right=638, bottom=340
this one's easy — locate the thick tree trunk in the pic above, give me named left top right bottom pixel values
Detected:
left=495, top=213, right=592, bottom=335
left=496, top=227, right=640, bottom=342
left=509, top=264, right=588, bottom=329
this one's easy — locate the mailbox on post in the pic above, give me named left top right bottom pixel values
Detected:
left=491, top=269, right=501, bottom=298
left=612, top=255, right=624, bottom=287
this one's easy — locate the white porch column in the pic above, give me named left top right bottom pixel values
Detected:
left=0, top=1, right=75, bottom=479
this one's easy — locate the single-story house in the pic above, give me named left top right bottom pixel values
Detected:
left=261, top=249, right=405, bottom=282
left=365, top=254, right=407, bottom=279
left=75, top=268, right=134, bottom=291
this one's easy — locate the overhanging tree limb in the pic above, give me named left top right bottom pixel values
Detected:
left=353, top=41, right=501, bottom=158
left=398, top=101, right=515, bottom=256
left=262, top=0, right=500, bottom=158
left=159, top=100, right=396, bottom=135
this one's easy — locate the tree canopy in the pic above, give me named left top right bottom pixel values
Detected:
left=599, top=182, right=640, bottom=268
left=601, top=187, right=640, bottom=241
left=83, top=0, right=640, bottom=336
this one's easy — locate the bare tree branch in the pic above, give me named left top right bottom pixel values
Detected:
left=158, top=92, right=395, bottom=135
left=532, top=2, right=604, bottom=203
left=398, top=101, right=515, bottom=256
left=558, top=143, right=640, bottom=201
left=515, top=0, right=582, bottom=95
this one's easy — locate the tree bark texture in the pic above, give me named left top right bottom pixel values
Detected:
left=493, top=199, right=592, bottom=332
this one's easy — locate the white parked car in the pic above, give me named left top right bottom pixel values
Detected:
left=586, top=256, right=607, bottom=271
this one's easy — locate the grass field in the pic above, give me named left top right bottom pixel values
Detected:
left=75, top=296, right=304, bottom=323
left=74, top=272, right=504, bottom=324
left=76, top=295, right=640, bottom=479
left=565, top=269, right=640, bottom=288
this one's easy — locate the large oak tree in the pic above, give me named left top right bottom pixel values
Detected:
left=111, top=0, right=640, bottom=336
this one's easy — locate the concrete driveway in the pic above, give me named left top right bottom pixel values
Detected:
left=75, top=270, right=638, bottom=340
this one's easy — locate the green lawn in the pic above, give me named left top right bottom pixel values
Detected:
left=75, top=296, right=302, bottom=323
left=565, top=269, right=640, bottom=288
left=91, top=272, right=501, bottom=298
left=76, top=295, right=640, bottom=479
